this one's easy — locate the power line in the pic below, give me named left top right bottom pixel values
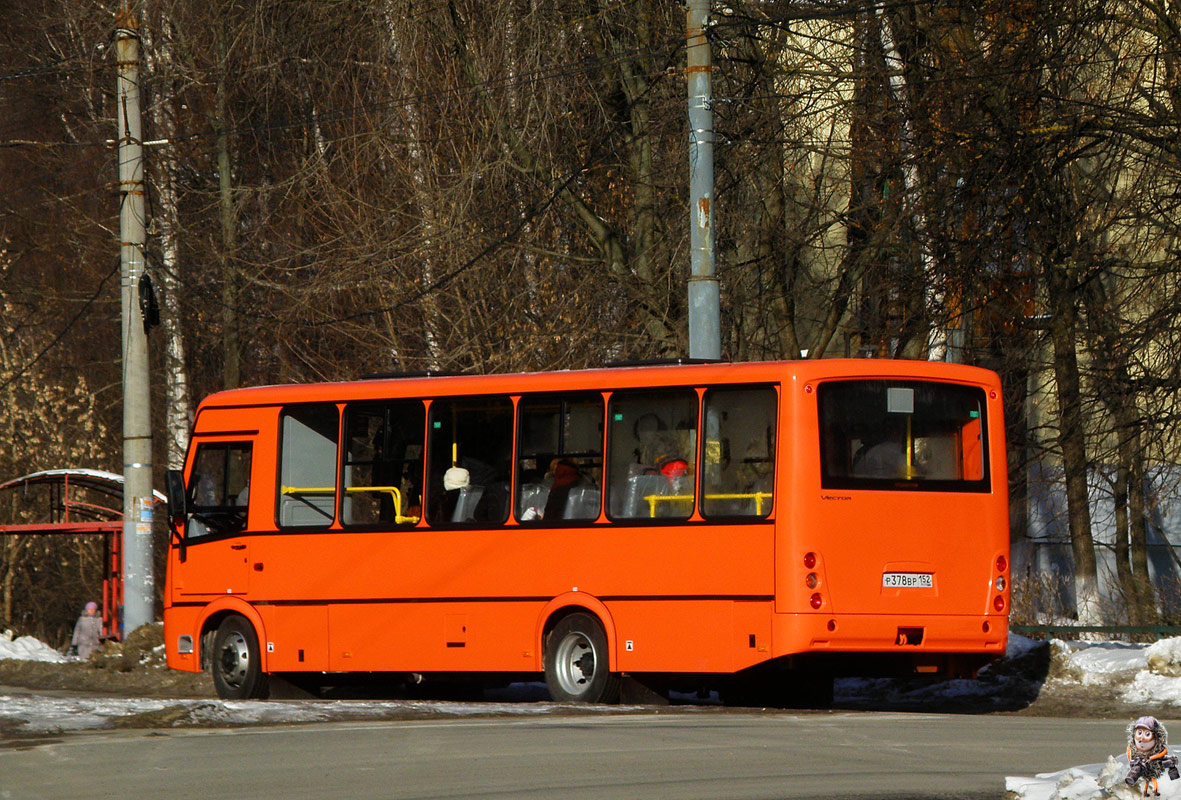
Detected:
left=0, top=54, right=95, bottom=84
left=0, top=261, right=120, bottom=395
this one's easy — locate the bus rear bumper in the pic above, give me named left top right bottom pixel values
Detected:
left=772, top=612, right=1008, bottom=677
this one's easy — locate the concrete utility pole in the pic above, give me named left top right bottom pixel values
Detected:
left=686, top=0, right=721, bottom=361
left=115, top=3, right=155, bottom=636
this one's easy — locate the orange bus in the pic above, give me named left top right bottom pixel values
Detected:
left=162, top=359, right=1010, bottom=703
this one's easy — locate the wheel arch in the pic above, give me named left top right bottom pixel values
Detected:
left=536, top=592, right=617, bottom=671
left=196, top=598, right=267, bottom=674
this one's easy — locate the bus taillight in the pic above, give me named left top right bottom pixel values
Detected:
left=993, top=595, right=1005, bottom=612
left=995, top=555, right=1007, bottom=573
left=806, top=573, right=819, bottom=588
left=810, top=593, right=823, bottom=609
left=803, top=552, right=817, bottom=569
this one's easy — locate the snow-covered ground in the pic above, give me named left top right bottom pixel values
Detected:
left=0, top=629, right=648, bottom=734
left=1007, top=637, right=1181, bottom=800
left=6, top=627, right=1181, bottom=800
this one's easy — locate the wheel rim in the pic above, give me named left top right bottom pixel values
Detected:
left=553, top=631, right=597, bottom=697
left=217, top=631, right=251, bottom=690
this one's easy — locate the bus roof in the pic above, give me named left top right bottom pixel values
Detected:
left=195, top=359, right=1001, bottom=411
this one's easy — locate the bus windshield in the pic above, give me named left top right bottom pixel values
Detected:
left=818, top=380, right=989, bottom=491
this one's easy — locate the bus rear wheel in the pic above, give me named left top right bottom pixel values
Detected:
left=544, top=612, right=620, bottom=704
left=211, top=615, right=270, bottom=700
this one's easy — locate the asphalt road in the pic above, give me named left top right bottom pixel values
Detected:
left=2, top=711, right=1123, bottom=800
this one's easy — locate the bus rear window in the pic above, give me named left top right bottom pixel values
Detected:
left=818, top=380, right=989, bottom=491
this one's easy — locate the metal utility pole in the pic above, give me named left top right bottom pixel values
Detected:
left=116, top=3, right=154, bottom=636
left=686, top=0, right=721, bottom=361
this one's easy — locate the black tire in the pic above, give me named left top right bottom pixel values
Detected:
left=544, top=612, right=620, bottom=703
left=210, top=615, right=270, bottom=700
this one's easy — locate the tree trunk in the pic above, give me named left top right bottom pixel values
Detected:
left=381, top=4, right=444, bottom=370
left=1047, top=265, right=1100, bottom=623
left=877, top=8, right=945, bottom=361
left=1082, top=277, right=1154, bottom=621
left=143, top=16, right=191, bottom=469
left=216, top=29, right=240, bottom=389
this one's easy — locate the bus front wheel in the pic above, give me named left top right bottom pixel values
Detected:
left=211, top=615, right=270, bottom=700
left=544, top=612, right=620, bottom=704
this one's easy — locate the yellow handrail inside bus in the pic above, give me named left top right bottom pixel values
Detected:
left=642, top=491, right=773, bottom=517
left=281, top=485, right=420, bottom=524
left=906, top=415, right=914, bottom=480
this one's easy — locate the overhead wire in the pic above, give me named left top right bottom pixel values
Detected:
left=0, top=260, right=120, bottom=395
left=5, top=1, right=1181, bottom=374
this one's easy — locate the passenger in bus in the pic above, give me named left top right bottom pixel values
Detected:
left=401, top=474, right=422, bottom=519
left=543, top=460, right=582, bottom=520
left=187, top=472, right=218, bottom=537
left=632, top=415, right=671, bottom=466
left=656, top=454, right=691, bottom=493
left=461, top=454, right=509, bottom=522
left=194, top=471, right=217, bottom=505
left=851, top=435, right=908, bottom=479
left=731, top=438, right=773, bottom=515
left=435, top=465, right=471, bottom=521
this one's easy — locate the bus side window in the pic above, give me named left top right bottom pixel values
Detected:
left=277, top=405, right=340, bottom=528
left=342, top=401, right=425, bottom=526
left=425, top=396, right=513, bottom=525
left=701, top=387, right=776, bottom=518
left=187, top=441, right=252, bottom=538
left=606, top=389, right=698, bottom=520
left=515, top=393, right=603, bottom=522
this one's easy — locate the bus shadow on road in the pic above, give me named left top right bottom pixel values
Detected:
left=264, top=638, right=1050, bottom=715
left=834, top=637, right=1050, bottom=714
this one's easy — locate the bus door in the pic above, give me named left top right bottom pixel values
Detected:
left=172, top=438, right=255, bottom=597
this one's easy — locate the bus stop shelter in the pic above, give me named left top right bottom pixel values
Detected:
left=0, top=469, right=166, bottom=640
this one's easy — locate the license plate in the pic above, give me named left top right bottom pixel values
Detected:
left=882, top=572, right=933, bottom=588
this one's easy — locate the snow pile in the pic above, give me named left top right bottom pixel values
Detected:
left=1009, top=635, right=1181, bottom=799
left=0, top=629, right=67, bottom=663
left=1148, top=639, right=1181, bottom=677
left=1007, top=755, right=1181, bottom=800
left=1057, top=641, right=1147, bottom=679
left=1044, top=637, right=1181, bottom=707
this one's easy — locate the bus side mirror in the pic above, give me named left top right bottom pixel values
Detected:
left=165, top=469, right=187, bottom=519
